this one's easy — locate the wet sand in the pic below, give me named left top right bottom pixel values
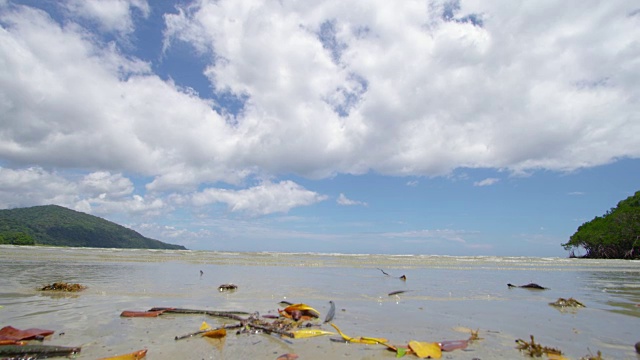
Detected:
left=1, top=246, right=639, bottom=359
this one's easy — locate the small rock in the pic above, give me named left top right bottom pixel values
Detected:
left=218, top=283, right=237, bottom=292
left=635, top=341, right=640, bottom=354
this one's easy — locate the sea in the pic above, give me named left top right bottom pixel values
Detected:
left=0, top=245, right=639, bottom=359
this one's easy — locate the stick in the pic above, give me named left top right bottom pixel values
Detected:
left=175, top=324, right=242, bottom=340
left=148, top=308, right=249, bottom=321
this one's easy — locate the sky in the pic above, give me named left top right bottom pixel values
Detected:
left=0, top=0, right=639, bottom=257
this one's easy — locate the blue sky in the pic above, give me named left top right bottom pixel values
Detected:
left=0, top=0, right=638, bottom=257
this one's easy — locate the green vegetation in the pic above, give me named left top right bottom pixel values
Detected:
left=562, top=191, right=640, bottom=259
left=0, top=205, right=186, bottom=250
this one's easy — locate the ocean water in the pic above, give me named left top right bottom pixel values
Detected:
left=0, top=245, right=639, bottom=359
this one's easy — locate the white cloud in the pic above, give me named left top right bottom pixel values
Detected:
left=473, top=177, right=500, bottom=187
left=0, top=5, right=239, bottom=189
left=0, top=166, right=165, bottom=217
left=64, top=0, right=150, bottom=36
left=2, top=0, right=639, bottom=187
left=160, top=0, right=639, bottom=179
left=190, top=180, right=328, bottom=216
left=80, top=171, right=134, bottom=198
left=0, top=167, right=78, bottom=209
left=337, top=193, right=367, bottom=206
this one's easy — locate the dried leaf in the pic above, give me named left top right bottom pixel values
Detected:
left=120, top=310, right=165, bottom=318
left=202, top=328, right=227, bottom=339
left=0, top=340, right=26, bottom=346
left=291, top=329, right=336, bottom=339
left=276, top=354, right=299, bottom=360
left=283, top=303, right=320, bottom=318
left=408, top=341, right=442, bottom=359
left=200, top=321, right=211, bottom=331
left=0, top=326, right=54, bottom=341
left=98, top=349, right=147, bottom=360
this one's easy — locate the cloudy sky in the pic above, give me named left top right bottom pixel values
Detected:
left=1, top=0, right=638, bottom=257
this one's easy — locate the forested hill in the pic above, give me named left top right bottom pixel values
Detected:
left=0, top=205, right=186, bottom=250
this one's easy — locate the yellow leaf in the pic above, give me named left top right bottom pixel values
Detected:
left=200, top=321, right=212, bottom=331
left=202, top=328, right=227, bottom=338
left=408, top=341, right=442, bottom=359
left=329, top=323, right=387, bottom=344
left=547, top=354, right=570, bottom=360
left=351, top=336, right=389, bottom=345
left=284, top=303, right=320, bottom=317
left=99, top=349, right=147, bottom=360
left=292, top=329, right=336, bottom=339
left=330, top=323, right=353, bottom=341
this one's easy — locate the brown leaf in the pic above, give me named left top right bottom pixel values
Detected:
left=0, top=326, right=54, bottom=341
left=120, top=310, right=166, bottom=317
left=276, top=354, right=299, bottom=360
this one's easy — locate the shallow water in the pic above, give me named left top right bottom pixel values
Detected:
left=1, top=246, right=639, bottom=359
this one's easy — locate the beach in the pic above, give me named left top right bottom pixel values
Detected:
left=1, top=245, right=639, bottom=359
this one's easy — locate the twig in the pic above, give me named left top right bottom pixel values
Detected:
left=175, top=324, right=242, bottom=340
left=148, top=307, right=248, bottom=321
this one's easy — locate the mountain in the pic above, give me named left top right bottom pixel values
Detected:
left=0, top=205, right=186, bottom=250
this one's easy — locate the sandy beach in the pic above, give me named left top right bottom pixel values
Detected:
left=1, top=246, right=639, bottom=359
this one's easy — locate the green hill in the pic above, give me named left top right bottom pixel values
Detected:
left=0, top=205, right=186, bottom=250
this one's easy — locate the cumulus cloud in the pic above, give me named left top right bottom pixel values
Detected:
left=337, top=193, right=367, bottom=206
left=0, top=166, right=165, bottom=217
left=63, top=0, right=150, bottom=36
left=2, top=1, right=639, bottom=186
left=162, top=0, right=639, bottom=178
left=473, top=177, right=500, bottom=187
left=190, top=180, right=328, bottom=216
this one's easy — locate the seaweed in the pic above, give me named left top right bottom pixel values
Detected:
left=549, top=298, right=585, bottom=308
left=515, top=335, right=562, bottom=357
left=40, top=282, right=86, bottom=292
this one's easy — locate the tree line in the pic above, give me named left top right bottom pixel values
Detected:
left=562, top=191, right=640, bottom=259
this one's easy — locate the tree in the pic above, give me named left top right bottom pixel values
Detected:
left=562, top=191, right=640, bottom=259
left=0, top=232, right=35, bottom=245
